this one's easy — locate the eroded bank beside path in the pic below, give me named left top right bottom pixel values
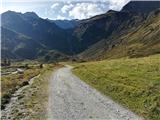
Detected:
left=1, top=64, right=59, bottom=120
left=48, top=66, right=142, bottom=120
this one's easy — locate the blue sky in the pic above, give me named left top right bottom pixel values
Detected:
left=1, top=0, right=130, bottom=20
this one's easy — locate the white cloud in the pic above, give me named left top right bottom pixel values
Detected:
left=56, top=15, right=67, bottom=20
left=108, top=0, right=130, bottom=10
left=51, top=3, right=59, bottom=9
left=54, top=0, right=130, bottom=20
left=61, top=4, right=74, bottom=13
left=68, top=2, right=107, bottom=19
left=3, top=0, right=130, bottom=19
left=50, top=1, right=109, bottom=20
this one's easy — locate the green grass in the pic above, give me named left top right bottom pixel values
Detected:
left=73, top=54, right=160, bottom=120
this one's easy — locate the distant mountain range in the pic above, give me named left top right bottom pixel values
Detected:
left=1, top=1, right=160, bottom=61
left=1, top=11, right=72, bottom=61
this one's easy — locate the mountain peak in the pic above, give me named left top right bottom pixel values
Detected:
left=2, top=10, right=21, bottom=16
left=23, top=12, right=39, bottom=19
left=107, top=10, right=117, bottom=13
left=122, top=1, right=160, bottom=14
left=2, top=11, right=39, bottom=20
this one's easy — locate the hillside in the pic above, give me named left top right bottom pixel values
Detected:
left=1, top=11, right=72, bottom=57
left=79, top=9, right=160, bottom=60
left=1, top=27, right=42, bottom=59
left=66, top=1, right=160, bottom=58
left=1, top=27, right=69, bottom=61
left=72, top=9, right=144, bottom=53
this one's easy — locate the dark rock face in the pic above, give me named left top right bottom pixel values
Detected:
left=53, top=20, right=79, bottom=29
left=1, top=27, right=42, bottom=59
left=122, top=1, right=160, bottom=14
left=1, top=11, right=71, bottom=54
left=23, top=12, right=39, bottom=19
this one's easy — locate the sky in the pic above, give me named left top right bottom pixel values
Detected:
left=1, top=0, right=130, bottom=20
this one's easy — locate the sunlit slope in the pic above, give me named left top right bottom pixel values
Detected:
left=105, top=9, right=160, bottom=59
left=79, top=9, right=160, bottom=60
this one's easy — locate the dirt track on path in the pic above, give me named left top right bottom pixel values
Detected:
left=48, top=66, right=142, bottom=120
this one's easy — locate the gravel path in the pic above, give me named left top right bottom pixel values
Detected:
left=48, top=66, right=142, bottom=120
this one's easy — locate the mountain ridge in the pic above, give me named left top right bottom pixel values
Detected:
left=122, top=1, right=160, bottom=14
left=79, top=8, right=160, bottom=60
left=1, top=1, right=160, bottom=61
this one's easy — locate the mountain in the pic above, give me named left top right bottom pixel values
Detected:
left=1, top=1, right=160, bottom=61
left=53, top=19, right=79, bottom=29
left=1, top=27, right=42, bottom=59
left=1, top=27, right=69, bottom=61
left=79, top=9, right=160, bottom=60
left=71, top=9, right=145, bottom=53
left=23, top=12, right=39, bottom=19
left=72, top=1, right=160, bottom=57
left=1, top=11, right=75, bottom=60
left=1, top=11, right=71, bottom=53
left=122, top=1, right=160, bottom=14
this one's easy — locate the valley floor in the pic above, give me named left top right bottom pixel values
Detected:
left=1, top=54, right=159, bottom=120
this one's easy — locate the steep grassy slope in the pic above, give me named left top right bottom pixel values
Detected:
left=1, top=27, right=42, bottom=59
left=1, top=27, right=69, bottom=61
left=72, top=10, right=145, bottom=53
left=73, top=54, right=160, bottom=120
left=37, top=49, right=69, bottom=63
left=104, top=9, right=160, bottom=59
left=79, top=9, right=160, bottom=60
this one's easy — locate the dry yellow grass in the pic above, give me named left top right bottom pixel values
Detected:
left=1, top=66, right=41, bottom=109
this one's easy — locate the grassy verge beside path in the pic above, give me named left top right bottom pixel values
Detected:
left=73, top=54, right=160, bottom=120
left=12, top=64, right=62, bottom=120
